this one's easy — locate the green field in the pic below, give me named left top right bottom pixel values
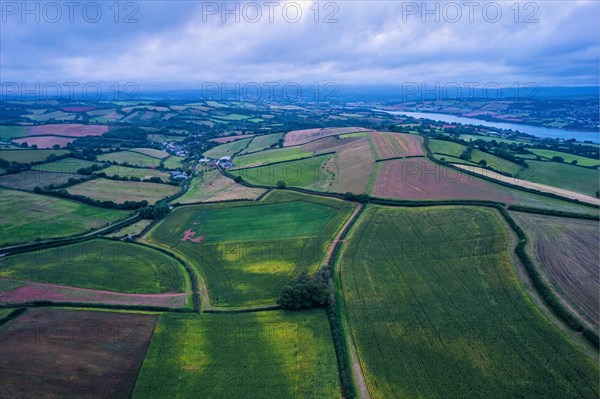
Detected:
left=0, top=239, right=188, bottom=293
left=0, top=188, right=130, bottom=246
left=429, top=139, right=467, bottom=157
left=0, top=149, right=70, bottom=164
left=339, top=205, right=599, bottom=399
left=529, top=148, right=600, bottom=167
left=67, top=178, right=179, bottom=204
left=147, top=191, right=353, bottom=306
left=204, top=138, right=253, bottom=159
left=129, top=147, right=170, bottom=159
left=162, top=155, right=185, bottom=170
left=230, top=154, right=334, bottom=190
left=132, top=310, right=340, bottom=398
left=516, top=160, right=600, bottom=196
left=100, top=165, right=171, bottom=181
left=232, top=147, right=313, bottom=169
left=31, top=157, right=101, bottom=174
left=0, top=126, right=30, bottom=140
left=241, top=133, right=284, bottom=153
left=97, top=151, right=162, bottom=167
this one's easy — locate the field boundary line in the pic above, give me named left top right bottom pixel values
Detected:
left=329, top=204, right=369, bottom=399
left=133, top=240, right=201, bottom=313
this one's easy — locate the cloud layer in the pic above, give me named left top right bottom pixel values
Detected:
left=1, top=0, right=598, bottom=89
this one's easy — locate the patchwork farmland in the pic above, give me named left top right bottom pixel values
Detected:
left=1, top=94, right=598, bottom=399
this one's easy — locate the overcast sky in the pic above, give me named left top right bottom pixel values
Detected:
left=1, top=0, right=599, bottom=90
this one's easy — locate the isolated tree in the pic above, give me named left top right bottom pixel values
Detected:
left=479, top=159, right=487, bottom=167
left=276, top=180, right=286, bottom=189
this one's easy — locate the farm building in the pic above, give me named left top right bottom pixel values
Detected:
left=169, top=171, right=188, bottom=180
left=218, top=156, right=234, bottom=169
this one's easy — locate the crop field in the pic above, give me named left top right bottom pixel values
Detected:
left=97, top=151, right=162, bottom=168
left=284, top=126, right=371, bottom=146
left=301, top=135, right=376, bottom=194
left=209, top=134, right=256, bottom=144
left=529, top=148, right=600, bottom=167
left=0, top=149, right=70, bottom=163
left=0, top=170, right=89, bottom=191
left=232, top=147, right=314, bottom=169
left=240, top=133, right=283, bottom=153
left=339, top=205, right=599, bottom=399
left=204, top=137, right=253, bottom=158
left=31, top=157, right=101, bottom=173
left=0, top=239, right=188, bottom=293
left=0, top=308, right=157, bottom=399
left=147, top=191, right=353, bottom=306
left=66, top=178, right=179, bottom=204
left=371, top=157, right=600, bottom=212
left=231, top=154, right=334, bottom=191
left=511, top=212, right=599, bottom=328
left=132, top=310, right=341, bottom=399
left=370, top=132, right=424, bottom=158
left=176, top=168, right=266, bottom=204
left=27, top=123, right=109, bottom=137
left=372, top=158, right=514, bottom=202
left=129, top=147, right=170, bottom=159
left=515, top=160, right=599, bottom=197
left=101, top=165, right=171, bottom=181
left=0, top=188, right=130, bottom=246
left=12, top=135, right=74, bottom=148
